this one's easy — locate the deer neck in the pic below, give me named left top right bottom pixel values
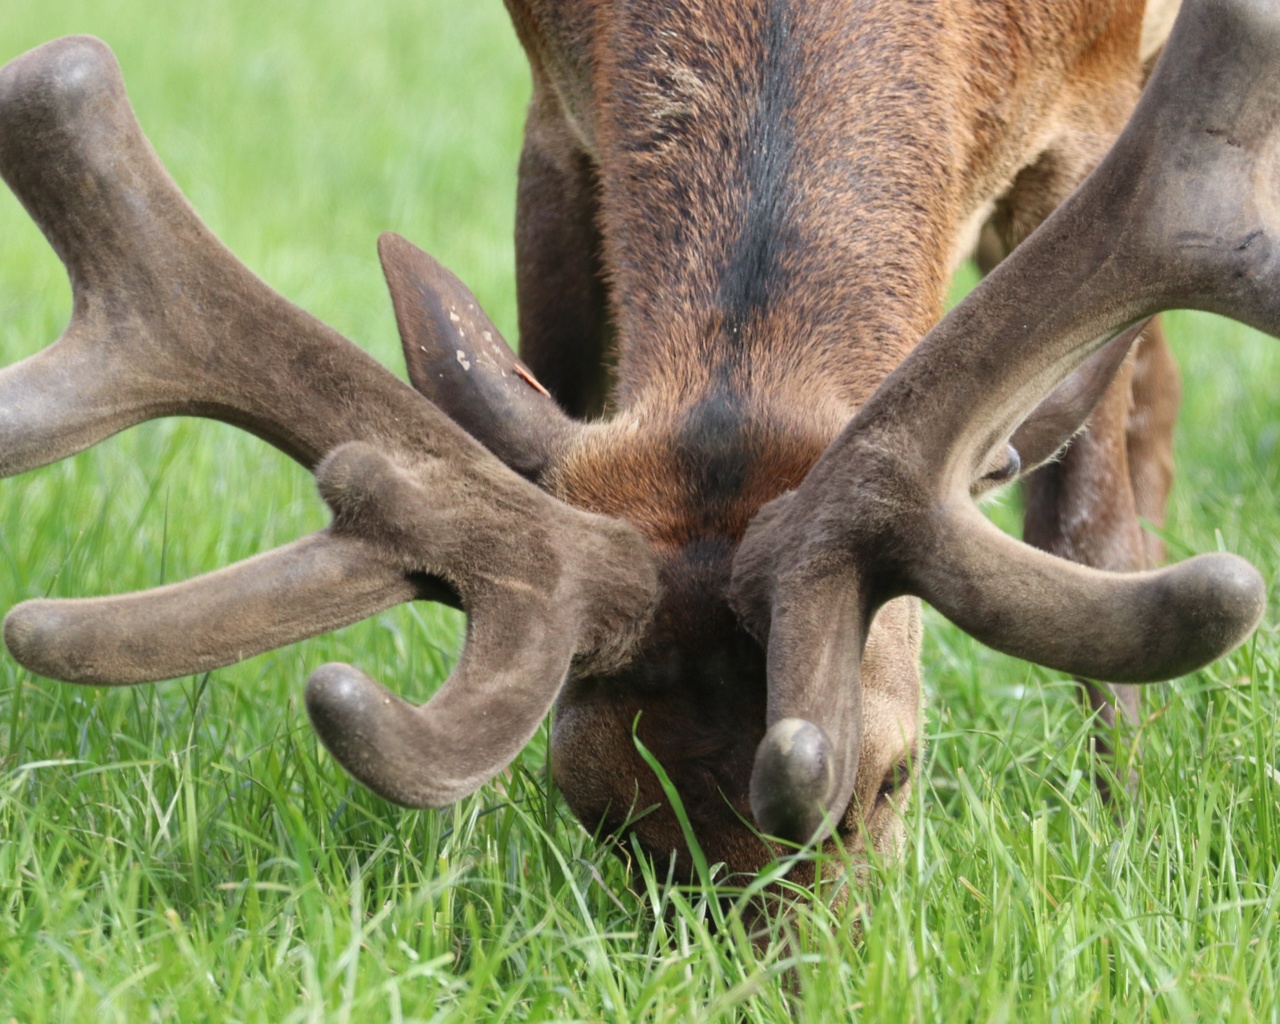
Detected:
left=591, top=0, right=999, bottom=421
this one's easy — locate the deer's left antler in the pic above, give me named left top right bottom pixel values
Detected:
left=0, top=36, right=657, bottom=807
left=733, top=0, right=1277, bottom=844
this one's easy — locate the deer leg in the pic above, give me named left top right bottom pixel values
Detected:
left=1126, top=319, right=1181, bottom=569
left=1023, top=341, right=1154, bottom=800
left=514, top=91, right=612, bottom=418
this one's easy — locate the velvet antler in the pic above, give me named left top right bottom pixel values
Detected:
left=0, top=36, right=657, bottom=807
left=733, top=0, right=1276, bottom=844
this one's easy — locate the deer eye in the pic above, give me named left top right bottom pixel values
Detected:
left=876, top=752, right=915, bottom=806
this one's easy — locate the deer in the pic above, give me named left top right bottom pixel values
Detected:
left=0, top=0, right=1277, bottom=889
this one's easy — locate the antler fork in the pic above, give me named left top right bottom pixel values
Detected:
left=734, top=0, right=1278, bottom=844
left=0, top=36, right=657, bottom=807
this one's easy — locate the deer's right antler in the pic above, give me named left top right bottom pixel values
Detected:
left=733, top=0, right=1278, bottom=844
left=0, top=36, right=657, bottom=808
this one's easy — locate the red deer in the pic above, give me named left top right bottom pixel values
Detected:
left=0, top=0, right=1276, bottom=884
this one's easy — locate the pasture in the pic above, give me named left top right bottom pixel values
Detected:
left=1, top=1, right=1278, bottom=1020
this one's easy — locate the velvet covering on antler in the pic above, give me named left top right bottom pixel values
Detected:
left=731, top=0, right=1278, bottom=842
left=0, top=35, right=658, bottom=808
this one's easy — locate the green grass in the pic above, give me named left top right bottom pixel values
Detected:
left=1, top=3, right=1278, bottom=1021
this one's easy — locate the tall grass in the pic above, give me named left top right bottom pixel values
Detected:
left=1, top=3, right=1278, bottom=1020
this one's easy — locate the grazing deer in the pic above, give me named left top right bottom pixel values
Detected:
left=0, top=0, right=1276, bottom=885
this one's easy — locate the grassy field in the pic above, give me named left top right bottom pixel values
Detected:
left=1, top=2, right=1278, bottom=1021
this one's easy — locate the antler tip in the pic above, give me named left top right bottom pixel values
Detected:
left=4, top=599, right=80, bottom=683
left=0, top=35, right=117, bottom=116
left=1177, top=551, right=1267, bottom=659
left=376, top=230, right=409, bottom=258
left=749, top=717, right=837, bottom=846
left=305, top=661, right=461, bottom=809
left=377, top=229, right=449, bottom=293
left=305, top=660, right=382, bottom=749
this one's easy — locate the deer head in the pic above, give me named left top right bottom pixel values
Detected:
left=0, top=0, right=1275, bottom=881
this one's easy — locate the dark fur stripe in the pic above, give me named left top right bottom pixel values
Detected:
left=717, top=0, right=798, bottom=348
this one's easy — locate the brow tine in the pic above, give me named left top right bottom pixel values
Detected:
left=3, top=532, right=427, bottom=685
left=305, top=441, right=658, bottom=807
left=304, top=619, right=575, bottom=808
left=0, top=35, right=461, bottom=474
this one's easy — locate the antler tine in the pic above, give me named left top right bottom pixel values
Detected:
left=3, top=532, right=433, bottom=685
left=305, top=441, right=658, bottom=807
left=732, top=0, right=1276, bottom=843
left=0, top=36, right=660, bottom=805
left=732, top=537, right=866, bottom=845
left=0, top=35, right=450, bottom=472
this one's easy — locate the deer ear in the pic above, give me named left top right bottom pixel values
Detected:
left=378, top=231, right=574, bottom=478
